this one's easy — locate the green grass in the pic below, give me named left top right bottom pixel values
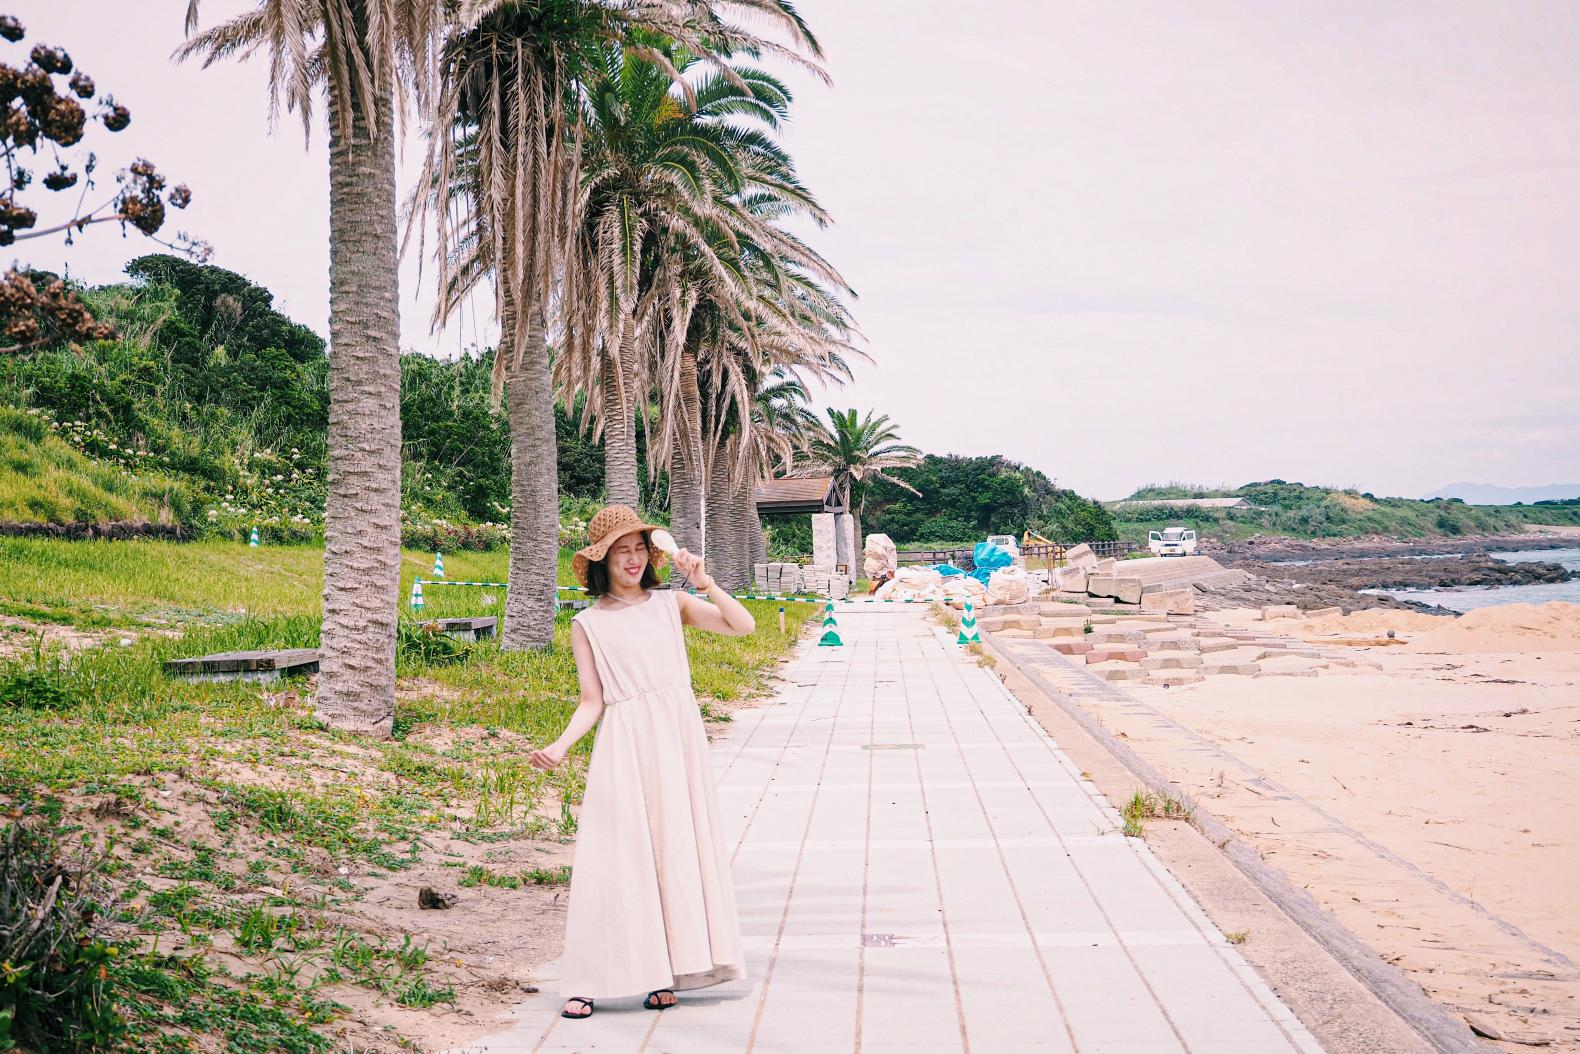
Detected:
left=0, top=537, right=555, bottom=628
left=1119, top=788, right=1194, bottom=838
left=0, top=406, right=193, bottom=525
left=0, top=536, right=816, bottom=1051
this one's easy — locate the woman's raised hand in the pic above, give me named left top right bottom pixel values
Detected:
left=675, top=548, right=713, bottom=591
left=529, top=742, right=568, bottom=771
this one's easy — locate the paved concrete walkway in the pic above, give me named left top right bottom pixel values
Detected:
left=453, top=607, right=1324, bottom=1053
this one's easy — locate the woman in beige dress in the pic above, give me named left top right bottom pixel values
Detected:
left=528, top=505, right=756, bottom=1020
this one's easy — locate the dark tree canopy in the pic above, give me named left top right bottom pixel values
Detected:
left=864, top=454, right=1115, bottom=544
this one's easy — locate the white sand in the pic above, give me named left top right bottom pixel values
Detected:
left=1407, top=600, right=1580, bottom=653
left=1084, top=609, right=1580, bottom=1047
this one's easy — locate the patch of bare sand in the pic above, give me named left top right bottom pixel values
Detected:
left=0, top=615, right=126, bottom=659
left=51, top=760, right=575, bottom=1051
left=1091, top=633, right=1580, bottom=1050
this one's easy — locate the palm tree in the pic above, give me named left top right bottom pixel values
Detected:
left=558, top=42, right=828, bottom=513
left=414, top=0, right=823, bottom=648
left=179, top=0, right=439, bottom=736
left=806, top=407, right=922, bottom=552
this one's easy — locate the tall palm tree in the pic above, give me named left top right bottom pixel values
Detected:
left=806, top=407, right=922, bottom=551
left=179, top=0, right=439, bottom=736
left=414, top=0, right=823, bottom=648
left=558, top=42, right=822, bottom=511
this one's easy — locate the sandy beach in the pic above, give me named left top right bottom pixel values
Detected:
left=1065, top=603, right=1580, bottom=1050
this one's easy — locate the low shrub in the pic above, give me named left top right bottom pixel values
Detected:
left=0, top=821, right=124, bottom=1051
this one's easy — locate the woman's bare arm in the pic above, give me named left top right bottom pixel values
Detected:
left=528, top=621, right=606, bottom=770
left=672, top=548, right=755, bottom=636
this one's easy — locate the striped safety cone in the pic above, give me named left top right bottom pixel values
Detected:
left=957, top=599, right=981, bottom=646
left=410, top=579, right=425, bottom=613
left=433, top=551, right=445, bottom=578
left=817, top=601, right=843, bottom=647
left=248, top=526, right=260, bottom=548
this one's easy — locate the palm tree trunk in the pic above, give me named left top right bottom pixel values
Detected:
left=745, top=483, right=767, bottom=586
left=317, top=86, right=401, bottom=738
left=705, top=452, right=736, bottom=589
left=668, top=448, right=702, bottom=587
left=502, top=306, right=559, bottom=650
left=719, top=470, right=752, bottom=593
left=601, top=323, right=640, bottom=508
left=666, top=350, right=704, bottom=587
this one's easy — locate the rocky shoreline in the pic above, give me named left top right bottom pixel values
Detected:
left=1241, top=554, right=1571, bottom=592
left=1212, top=532, right=1575, bottom=563
left=1195, top=533, right=1576, bottom=615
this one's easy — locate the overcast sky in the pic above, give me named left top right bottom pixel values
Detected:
left=11, top=1, right=1579, bottom=499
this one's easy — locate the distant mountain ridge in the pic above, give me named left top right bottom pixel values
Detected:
left=1424, top=482, right=1580, bottom=505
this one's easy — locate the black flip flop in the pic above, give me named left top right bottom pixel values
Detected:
left=562, top=996, right=595, bottom=1019
left=643, top=989, right=677, bottom=1010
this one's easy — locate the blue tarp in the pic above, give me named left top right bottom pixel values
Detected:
left=927, top=542, right=1012, bottom=588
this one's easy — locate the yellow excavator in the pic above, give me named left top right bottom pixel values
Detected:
left=1021, top=530, right=1064, bottom=569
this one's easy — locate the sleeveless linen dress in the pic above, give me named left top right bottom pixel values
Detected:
left=559, top=589, right=747, bottom=999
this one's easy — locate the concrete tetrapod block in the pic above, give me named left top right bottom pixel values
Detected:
left=1049, top=639, right=1094, bottom=656
left=1260, top=604, right=1301, bottom=620
left=1092, top=666, right=1149, bottom=682
left=980, top=616, right=1039, bottom=633
left=1197, top=638, right=1243, bottom=654
left=1141, top=651, right=1203, bottom=670
left=1034, top=621, right=1087, bottom=639
left=1139, top=589, right=1195, bottom=615
left=1258, top=648, right=1325, bottom=660
left=1040, top=603, right=1093, bottom=618
left=1087, top=646, right=1147, bottom=664
left=1087, top=576, right=1144, bottom=605
left=1202, top=662, right=1262, bottom=676
left=1142, top=636, right=1201, bottom=652
left=1089, top=629, right=1147, bottom=646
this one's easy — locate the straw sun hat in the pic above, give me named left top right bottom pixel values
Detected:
left=572, top=505, right=669, bottom=588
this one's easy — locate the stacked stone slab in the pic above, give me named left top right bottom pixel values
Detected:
left=753, top=562, right=806, bottom=595
left=802, top=567, right=850, bottom=600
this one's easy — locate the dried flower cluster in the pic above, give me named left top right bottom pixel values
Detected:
left=0, top=268, right=113, bottom=354
left=0, top=15, right=206, bottom=356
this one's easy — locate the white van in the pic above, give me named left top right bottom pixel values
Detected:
left=1147, top=526, right=1197, bottom=557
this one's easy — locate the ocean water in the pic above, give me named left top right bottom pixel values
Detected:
left=1381, top=548, right=1580, bottom=611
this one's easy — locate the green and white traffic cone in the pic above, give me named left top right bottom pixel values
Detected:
left=248, top=526, right=260, bottom=548
left=433, top=551, right=445, bottom=577
left=817, top=601, right=843, bottom=647
left=957, top=599, right=981, bottom=646
left=410, top=579, right=425, bottom=613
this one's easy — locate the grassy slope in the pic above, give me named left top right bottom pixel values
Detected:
left=0, top=406, right=190, bottom=525
left=1, top=539, right=812, bottom=1051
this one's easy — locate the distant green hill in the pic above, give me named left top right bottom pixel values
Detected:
left=1111, top=479, right=1580, bottom=543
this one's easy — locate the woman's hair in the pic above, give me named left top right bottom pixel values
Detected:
left=585, top=531, right=661, bottom=597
